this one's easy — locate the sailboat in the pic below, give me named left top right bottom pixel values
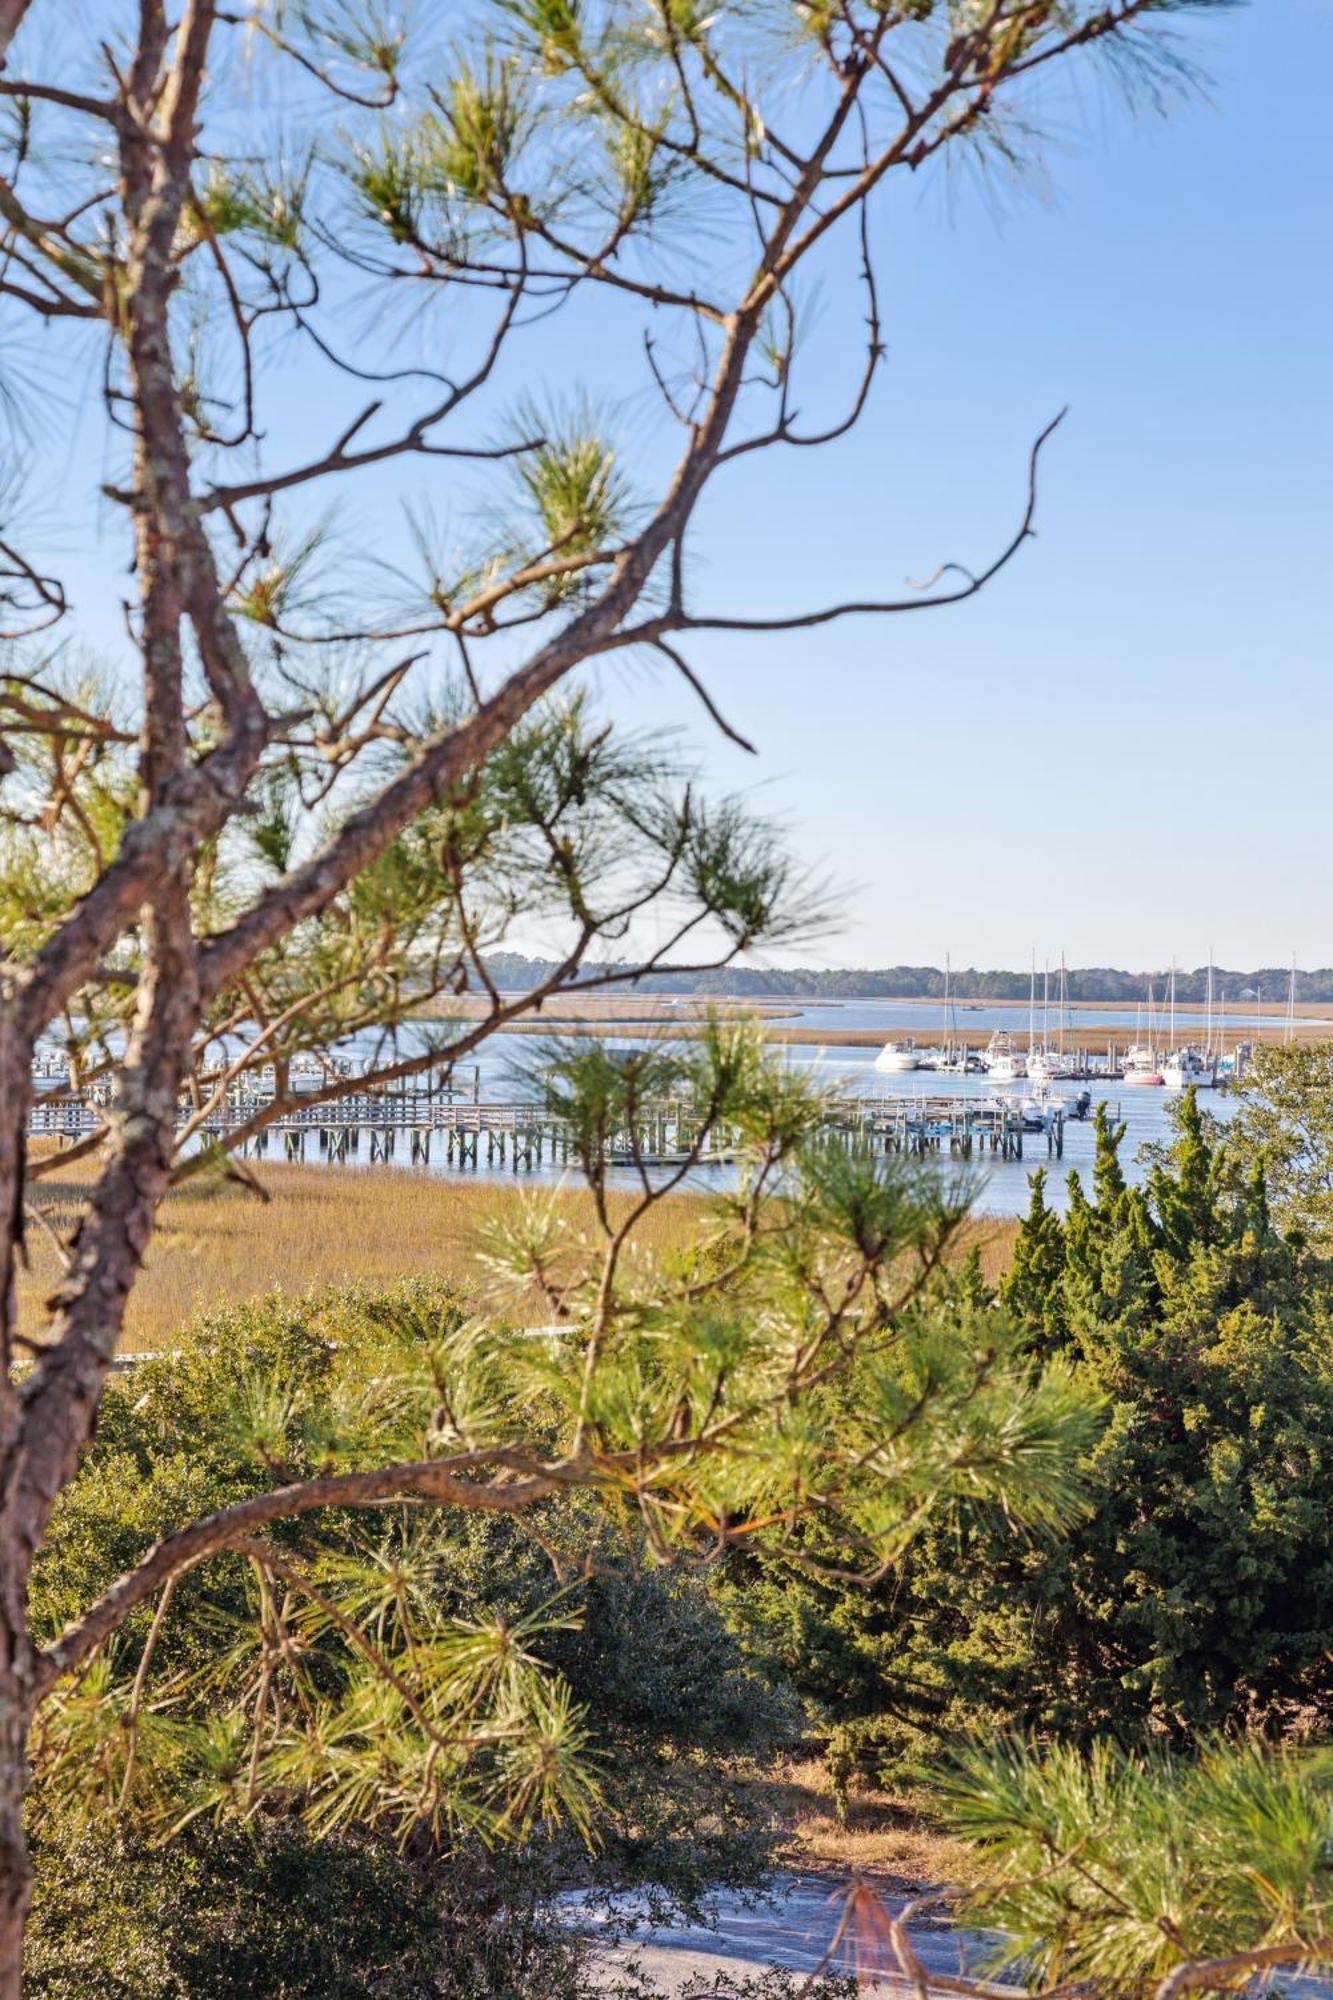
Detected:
left=1162, top=960, right=1217, bottom=1089
left=935, top=955, right=970, bottom=1072
left=1123, top=981, right=1164, bottom=1085
left=1029, top=955, right=1075, bottom=1080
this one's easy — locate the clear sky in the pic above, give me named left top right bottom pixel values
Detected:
left=29, top=0, right=1333, bottom=973
left=588, top=0, right=1333, bottom=971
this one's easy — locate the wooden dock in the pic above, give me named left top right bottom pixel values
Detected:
left=27, top=1085, right=1063, bottom=1170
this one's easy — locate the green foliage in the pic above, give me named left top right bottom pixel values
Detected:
left=24, top=1014, right=1110, bottom=1973
left=982, top=1093, right=1333, bottom=1738
left=28, top=1279, right=808, bottom=1992
left=27, top=1818, right=453, bottom=2000
left=936, top=1734, right=1333, bottom=1994
left=513, top=406, right=630, bottom=574
left=733, top=1095, right=1333, bottom=1777
left=1230, top=1041, right=1333, bottom=1244
left=33, top=1278, right=789, bottom=1876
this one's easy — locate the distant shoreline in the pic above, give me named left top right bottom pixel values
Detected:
left=755, top=995, right=1333, bottom=1021
left=415, top=992, right=1333, bottom=1049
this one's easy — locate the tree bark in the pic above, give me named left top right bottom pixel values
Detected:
left=0, top=1670, right=32, bottom=2000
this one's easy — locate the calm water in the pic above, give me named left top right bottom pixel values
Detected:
left=776, top=996, right=1305, bottom=1036
left=774, top=1042, right=1234, bottom=1216
left=322, top=999, right=1235, bottom=1219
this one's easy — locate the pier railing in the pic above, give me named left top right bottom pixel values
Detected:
left=28, top=1084, right=1063, bottom=1169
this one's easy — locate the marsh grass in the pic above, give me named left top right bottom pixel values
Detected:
left=19, top=1163, right=1016, bottom=1354
left=19, top=1167, right=717, bottom=1353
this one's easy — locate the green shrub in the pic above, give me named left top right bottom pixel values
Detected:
left=27, top=1282, right=797, bottom=1994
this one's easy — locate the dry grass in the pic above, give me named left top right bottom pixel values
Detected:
left=959, top=1215, right=1018, bottom=1289
left=415, top=993, right=800, bottom=1024
left=19, top=1167, right=714, bottom=1354
left=19, top=1163, right=1017, bottom=1355
left=753, top=1756, right=973, bottom=1890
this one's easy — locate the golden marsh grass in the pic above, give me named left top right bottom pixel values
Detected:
left=20, top=1162, right=1017, bottom=1354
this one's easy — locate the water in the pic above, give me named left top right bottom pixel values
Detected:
left=771, top=1042, right=1236, bottom=1217
left=306, top=1000, right=1232, bottom=1219
left=772, top=996, right=1307, bottom=1035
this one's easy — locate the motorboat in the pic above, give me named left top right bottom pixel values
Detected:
left=984, top=1031, right=1027, bottom=1081
left=874, top=1038, right=923, bottom=1073
left=993, top=1087, right=1066, bottom=1133
left=1162, top=1048, right=1215, bottom=1090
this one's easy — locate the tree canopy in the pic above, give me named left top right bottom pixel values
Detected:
left=0, top=0, right=1248, bottom=1988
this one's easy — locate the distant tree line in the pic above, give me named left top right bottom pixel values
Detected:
left=482, top=956, right=1327, bottom=1004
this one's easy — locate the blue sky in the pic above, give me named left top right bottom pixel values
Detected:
left=594, top=0, right=1333, bottom=970
left=32, top=0, right=1333, bottom=972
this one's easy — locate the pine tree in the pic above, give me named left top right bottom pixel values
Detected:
left=1000, top=1169, right=1067, bottom=1343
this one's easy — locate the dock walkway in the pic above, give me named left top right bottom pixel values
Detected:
left=28, top=1085, right=1063, bottom=1169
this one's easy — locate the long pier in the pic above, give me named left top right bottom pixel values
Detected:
left=27, top=1086, right=1063, bottom=1169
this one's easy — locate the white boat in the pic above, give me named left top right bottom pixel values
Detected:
left=30, top=1050, right=70, bottom=1093
left=994, top=1087, right=1066, bottom=1133
left=984, top=1031, right=1027, bottom=1081
left=874, top=1038, right=922, bottom=1073
left=1028, top=1048, right=1074, bottom=1082
left=1162, top=1048, right=1215, bottom=1089
left=1123, top=1044, right=1164, bottom=1086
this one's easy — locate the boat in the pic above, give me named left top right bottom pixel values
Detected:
left=935, top=953, right=968, bottom=1073
left=30, top=1050, right=70, bottom=1093
left=1028, top=1048, right=1073, bottom=1082
left=1027, top=957, right=1079, bottom=1078
left=1162, top=1048, right=1215, bottom=1090
left=993, top=1087, right=1066, bottom=1133
left=1122, top=1044, right=1164, bottom=1087
left=984, top=1031, right=1027, bottom=1081
left=1158, top=961, right=1217, bottom=1088
left=874, top=1038, right=922, bottom=1073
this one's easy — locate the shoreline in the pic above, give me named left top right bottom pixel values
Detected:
left=423, top=1015, right=1332, bottom=1053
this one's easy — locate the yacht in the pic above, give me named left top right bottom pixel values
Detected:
left=1162, top=1048, right=1215, bottom=1090
left=874, top=1037, right=923, bottom=1073
left=984, top=1031, right=1027, bottom=1081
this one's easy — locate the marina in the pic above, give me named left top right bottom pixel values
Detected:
left=24, top=970, right=1278, bottom=1217
left=27, top=1080, right=1074, bottom=1171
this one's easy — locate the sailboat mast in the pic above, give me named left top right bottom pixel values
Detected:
left=1169, top=960, right=1176, bottom=1052
left=1028, top=949, right=1036, bottom=1057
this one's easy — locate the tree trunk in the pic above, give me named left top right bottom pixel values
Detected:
left=0, top=1673, right=31, bottom=2000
